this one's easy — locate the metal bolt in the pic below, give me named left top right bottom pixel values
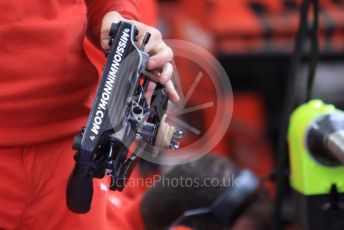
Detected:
left=172, top=130, right=183, bottom=139
left=170, top=141, right=180, bottom=150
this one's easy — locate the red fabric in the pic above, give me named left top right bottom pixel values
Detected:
left=0, top=0, right=139, bottom=147
left=86, top=0, right=140, bottom=46
left=122, top=195, right=146, bottom=230
left=138, top=0, right=157, bottom=26
left=0, top=136, right=137, bottom=229
left=171, top=227, right=193, bottom=230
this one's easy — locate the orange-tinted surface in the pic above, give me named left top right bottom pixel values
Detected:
left=0, top=0, right=139, bottom=147
left=0, top=136, right=143, bottom=229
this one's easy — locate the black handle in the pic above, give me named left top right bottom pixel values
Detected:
left=66, top=160, right=93, bottom=213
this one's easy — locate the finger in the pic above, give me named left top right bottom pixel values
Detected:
left=137, top=26, right=162, bottom=53
left=100, top=12, right=123, bottom=50
left=147, top=44, right=173, bottom=70
left=158, top=62, right=173, bottom=85
left=123, top=20, right=162, bottom=53
left=143, top=69, right=159, bottom=83
left=101, top=38, right=111, bottom=50
left=165, top=80, right=180, bottom=103
left=100, top=26, right=111, bottom=50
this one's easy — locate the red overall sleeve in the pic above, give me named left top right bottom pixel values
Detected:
left=86, top=0, right=140, bottom=46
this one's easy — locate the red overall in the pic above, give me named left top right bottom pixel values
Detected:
left=0, top=0, right=145, bottom=229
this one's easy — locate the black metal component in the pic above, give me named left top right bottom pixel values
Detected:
left=109, top=23, right=120, bottom=37
left=66, top=21, right=182, bottom=213
left=292, top=187, right=344, bottom=230
left=141, top=32, right=151, bottom=51
left=149, top=84, right=168, bottom=123
left=66, top=151, right=94, bottom=213
left=109, top=141, right=129, bottom=190
left=307, top=114, right=344, bottom=166
left=114, top=142, right=146, bottom=191
left=140, top=122, right=156, bottom=144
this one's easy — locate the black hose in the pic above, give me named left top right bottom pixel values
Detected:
left=273, top=0, right=312, bottom=228
left=306, top=0, right=319, bottom=101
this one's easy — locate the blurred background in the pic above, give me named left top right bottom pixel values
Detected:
left=153, top=0, right=344, bottom=177
left=148, top=0, right=344, bottom=184
left=84, top=0, right=344, bottom=191
left=84, top=1, right=344, bottom=228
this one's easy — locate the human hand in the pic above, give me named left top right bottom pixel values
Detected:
left=100, top=11, right=180, bottom=102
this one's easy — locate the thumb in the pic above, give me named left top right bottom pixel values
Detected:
left=100, top=11, right=123, bottom=50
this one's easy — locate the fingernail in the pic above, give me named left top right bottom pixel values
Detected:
left=170, top=90, right=180, bottom=103
left=174, top=94, right=181, bottom=102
